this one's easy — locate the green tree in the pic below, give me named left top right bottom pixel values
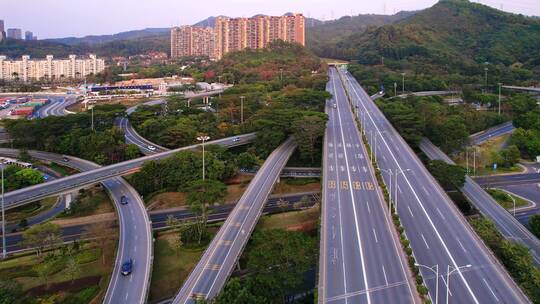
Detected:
left=14, top=168, right=44, bottom=187
left=235, top=152, right=259, bottom=170
left=0, top=280, right=24, bottom=304
left=65, top=256, right=81, bottom=284
left=292, top=114, right=327, bottom=164
left=498, top=145, right=521, bottom=167
left=530, top=214, right=540, bottom=239
left=215, top=278, right=266, bottom=304
left=245, top=230, right=316, bottom=302
left=428, top=160, right=467, bottom=190
left=125, top=144, right=140, bottom=159
left=23, top=222, right=62, bottom=256
left=186, top=179, right=227, bottom=243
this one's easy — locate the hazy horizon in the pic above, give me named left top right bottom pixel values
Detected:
left=2, top=0, right=539, bottom=39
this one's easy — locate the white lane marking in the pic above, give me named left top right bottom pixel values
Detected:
left=134, top=246, right=137, bottom=253
left=351, top=166, right=357, bottom=172
left=457, top=239, right=467, bottom=253
left=482, top=278, right=500, bottom=302
left=372, top=229, right=378, bottom=243
left=382, top=266, right=389, bottom=286
left=407, top=206, right=414, bottom=217
left=382, top=155, right=387, bottom=162
left=398, top=185, right=403, bottom=194
left=329, top=143, right=334, bottom=147
left=366, top=201, right=371, bottom=214
left=125, top=293, right=129, bottom=301
left=340, top=166, right=345, bottom=172
left=422, top=186, right=429, bottom=194
left=346, top=143, right=352, bottom=148
left=333, top=72, right=371, bottom=304
left=421, top=234, right=430, bottom=249
left=436, top=207, right=446, bottom=220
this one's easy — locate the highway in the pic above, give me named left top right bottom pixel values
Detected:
left=35, top=95, right=78, bottom=118
left=340, top=67, right=529, bottom=304
left=2, top=192, right=319, bottom=253
left=469, top=121, right=515, bottom=146
left=1, top=133, right=255, bottom=209
left=319, top=67, right=417, bottom=304
left=392, top=90, right=461, bottom=99
left=0, top=149, right=152, bottom=304
left=173, top=137, right=297, bottom=303
left=420, top=138, right=540, bottom=265
left=116, top=117, right=168, bottom=154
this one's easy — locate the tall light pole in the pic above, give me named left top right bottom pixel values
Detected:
left=394, top=168, right=411, bottom=214
left=394, top=82, right=397, bottom=96
left=240, top=95, right=245, bottom=124
left=91, top=105, right=94, bottom=131
left=401, top=73, right=406, bottom=94
left=446, top=264, right=472, bottom=304
left=484, top=67, right=489, bottom=92
left=415, top=263, right=439, bottom=304
left=1, top=165, right=5, bottom=259
left=197, top=135, right=210, bottom=180
left=498, top=82, right=502, bottom=115
left=380, top=168, right=393, bottom=212
left=279, top=68, right=283, bottom=85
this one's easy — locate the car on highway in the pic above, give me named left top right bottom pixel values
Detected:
left=333, top=103, right=337, bottom=109
left=120, top=195, right=129, bottom=205
left=121, top=259, right=133, bottom=276
left=62, top=156, right=69, bottom=162
left=232, top=136, right=241, bottom=142
left=147, top=145, right=156, bottom=151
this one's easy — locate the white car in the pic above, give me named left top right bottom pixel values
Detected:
left=232, top=137, right=241, bottom=143
left=148, top=145, right=156, bottom=151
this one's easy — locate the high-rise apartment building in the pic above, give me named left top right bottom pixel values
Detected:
left=0, top=20, right=5, bottom=41
left=171, top=13, right=305, bottom=60
left=24, top=31, right=33, bottom=41
left=7, top=28, right=22, bottom=40
left=171, top=26, right=215, bottom=58
left=0, top=54, right=105, bottom=82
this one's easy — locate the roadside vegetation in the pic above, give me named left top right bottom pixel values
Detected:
left=486, top=188, right=529, bottom=210
left=4, top=104, right=140, bottom=165
left=0, top=221, right=118, bottom=304
left=469, top=217, right=540, bottom=302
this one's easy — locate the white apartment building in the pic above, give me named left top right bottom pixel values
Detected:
left=0, top=54, right=105, bottom=82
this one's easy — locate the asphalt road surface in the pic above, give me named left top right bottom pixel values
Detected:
left=116, top=117, right=168, bottom=155
left=469, top=121, right=515, bottom=146
left=173, top=138, right=297, bottom=303
left=340, top=67, right=528, bottom=304
left=420, top=138, right=540, bottom=265
left=318, top=67, right=417, bottom=304
left=1, top=133, right=255, bottom=209
left=2, top=193, right=319, bottom=253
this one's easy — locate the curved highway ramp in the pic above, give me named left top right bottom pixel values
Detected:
left=172, top=138, right=297, bottom=303
left=0, top=149, right=152, bottom=304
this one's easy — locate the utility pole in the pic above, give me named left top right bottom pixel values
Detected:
left=279, top=68, right=283, bottom=85
left=473, top=147, right=476, bottom=176
left=394, top=82, right=397, bottom=96
left=240, top=95, right=245, bottom=124
left=498, top=83, right=502, bottom=115
left=484, top=67, right=489, bottom=92
left=91, top=106, right=94, bottom=131
left=197, top=135, right=210, bottom=180
left=401, top=73, right=405, bottom=94
left=1, top=165, right=5, bottom=259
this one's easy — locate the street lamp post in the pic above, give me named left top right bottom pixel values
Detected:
left=394, top=168, right=411, bottom=214
left=394, top=82, right=397, bottom=97
left=380, top=168, right=393, bottom=212
left=484, top=67, right=489, bottom=92
left=446, top=264, right=472, bottom=304
left=415, top=263, right=439, bottom=304
left=197, top=135, right=210, bottom=180
left=240, top=95, right=245, bottom=124
left=1, top=165, right=5, bottom=259
left=91, top=106, right=94, bottom=131
left=498, top=83, right=502, bottom=115
left=401, top=73, right=406, bottom=94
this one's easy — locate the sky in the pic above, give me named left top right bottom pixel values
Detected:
left=2, top=0, right=539, bottom=39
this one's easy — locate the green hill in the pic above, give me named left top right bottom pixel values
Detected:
left=307, top=11, right=416, bottom=59
left=335, top=0, right=540, bottom=72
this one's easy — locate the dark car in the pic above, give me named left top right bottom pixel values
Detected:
left=121, top=259, right=133, bottom=276
left=120, top=195, right=129, bottom=205
left=62, top=156, right=69, bottom=162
